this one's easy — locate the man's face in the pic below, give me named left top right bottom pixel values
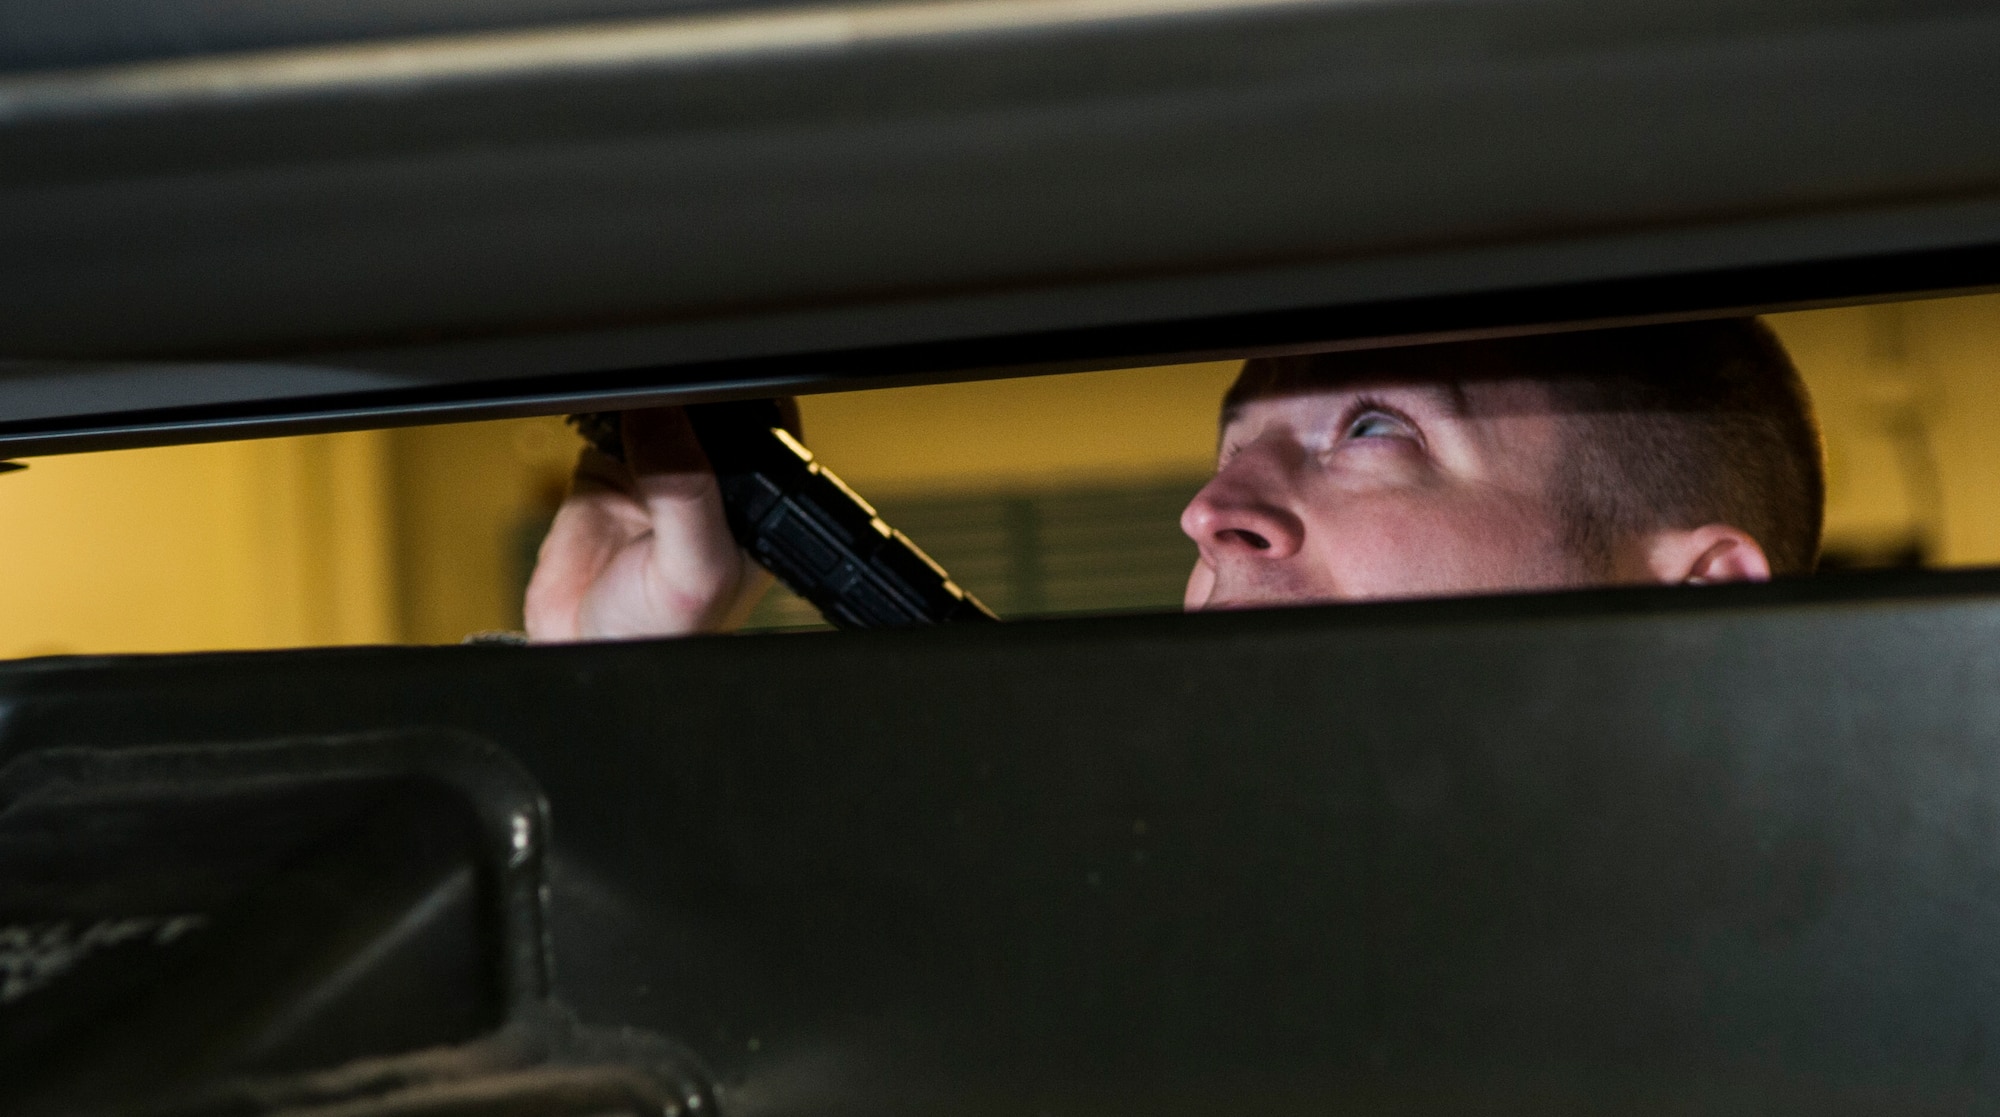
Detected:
left=1181, top=378, right=1598, bottom=610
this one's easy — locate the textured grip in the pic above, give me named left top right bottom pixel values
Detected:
left=566, top=406, right=996, bottom=629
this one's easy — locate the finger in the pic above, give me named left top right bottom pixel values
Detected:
left=614, top=408, right=741, bottom=595
left=622, top=406, right=710, bottom=476
left=526, top=493, right=642, bottom=640
left=609, top=407, right=762, bottom=635
left=630, top=463, right=747, bottom=630
left=571, top=444, right=637, bottom=497
left=525, top=447, right=648, bottom=641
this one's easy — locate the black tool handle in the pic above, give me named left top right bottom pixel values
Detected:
left=567, top=405, right=997, bottom=629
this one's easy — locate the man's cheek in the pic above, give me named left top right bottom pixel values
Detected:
left=1444, top=496, right=1578, bottom=586
left=1310, top=503, right=1480, bottom=598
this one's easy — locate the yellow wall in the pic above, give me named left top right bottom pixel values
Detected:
left=0, top=431, right=396, bottom=656
left=800, top=362, right=1239, bottom=495
left=0, top=300, right=1997, bottom=656
left=382, top=418, right=579, bottom=645
left=1769, top=297, right=2000, bottom=566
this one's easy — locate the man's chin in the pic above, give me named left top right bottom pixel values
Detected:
left=1191, top=588, right=1340, bottom=612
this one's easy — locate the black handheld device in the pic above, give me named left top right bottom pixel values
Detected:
left=568, top=404, right=997, bottom=629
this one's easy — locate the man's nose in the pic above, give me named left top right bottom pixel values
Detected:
left=1180, top=445, right=1306, bottom=560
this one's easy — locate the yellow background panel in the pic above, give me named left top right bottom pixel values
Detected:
left=0, top=432, right=396, bottom=656
left=801, top=362, right=1239, bottom=494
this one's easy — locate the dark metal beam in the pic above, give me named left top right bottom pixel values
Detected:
left=9, top=569, right=2000, bottom=1110
left=3, top=0, right=1998, bottom=450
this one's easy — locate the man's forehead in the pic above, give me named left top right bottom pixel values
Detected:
left=1218, top=372, right=1564, bottom=431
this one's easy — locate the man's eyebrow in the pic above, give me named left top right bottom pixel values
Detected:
left=1217, top=380, right=1468, bottom=434
left=1441, top=381, right=1470, bottom=417
left=1347, top=381, right=1469, bottom=417
left=1366, top=381, right=1471, bottom=418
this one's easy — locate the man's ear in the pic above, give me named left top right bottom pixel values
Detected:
left=1638, top=524, right=1773, bottom=585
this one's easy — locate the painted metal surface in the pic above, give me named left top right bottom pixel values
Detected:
left=2, top=572, right=1999, bottom=1111
left=0, top=0, right=1997, bottom=450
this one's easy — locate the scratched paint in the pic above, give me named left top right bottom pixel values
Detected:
left=0, top=913, right=208, bottom=1002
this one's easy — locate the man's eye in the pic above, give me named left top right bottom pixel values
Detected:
left=1345, top=411, right=1407, bottom=440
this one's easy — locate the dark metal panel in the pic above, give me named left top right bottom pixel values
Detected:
left=0, top=0, right=784, bottom=73
left=0, top=0, right=1998, bottom=450
left=4, top=572, right=2000, bottom=1110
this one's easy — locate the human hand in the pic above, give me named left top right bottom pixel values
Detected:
left=523, top=406, right=776, bottom=641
